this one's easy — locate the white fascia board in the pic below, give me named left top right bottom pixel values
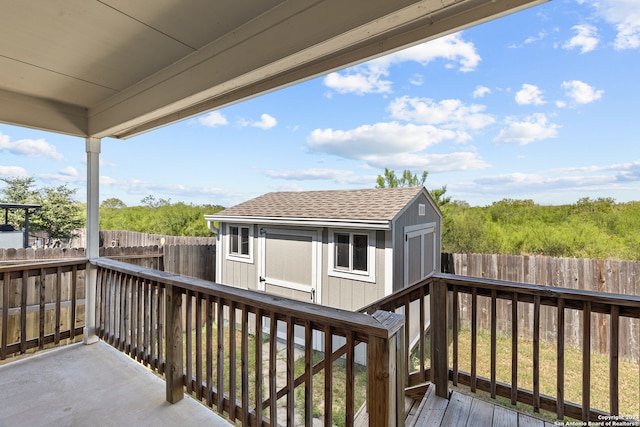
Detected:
left=204, top=215, right=391, bottom=231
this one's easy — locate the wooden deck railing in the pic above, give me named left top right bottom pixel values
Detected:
left=0, top=259, right=86, bottom=359
left=92, top=258, right=406, bottom=427
left=362, top=273, right=640, bottom=422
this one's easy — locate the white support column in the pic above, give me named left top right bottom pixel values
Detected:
left=84, top=137, right=100, bottom=344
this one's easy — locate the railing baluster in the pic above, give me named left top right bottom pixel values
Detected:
left=150, top=281, right=157, bottom=370
left=255, top=308, right=263, bottom=427
left=185, top=289, right=193, bottom=393
left=144, top=278, right=150, bottom=365
left=54, top=266, right=61, bottom=345
left=609, top=304, right=619, bottom=415
left=533, top=294, right=540, bottom=412
left=137, top=277, right=144, bottom=362
left=20, top=271, right=28, bottom=353
left=286, top=316, right=294, bottom=426
left=324, top=324, right=333, bottom=427
left=583, top=301, right=591, bottom=421
left=1, top=271, right=9, bottom=359
left=304, top=320, right=313, bottom=426
left=119, top=273, right=127, bottom=351
left=216, top=297, right=225, bottom=413
left=490, top=289, right=497, bottom=399
left=196, top=292, right=203, bottom=401
left=511, top=291, right=518, bottom=406
left=205, top=295, right=213, bottom=407
left=557, top=298, right=565, bottom=419
left=157, top=283, right=164, bottom=374
left=419, top=286, right=427, bottom=383
left=471, top=286, right=477, bottom=393
left=345, top=331, right=355, bottom=426
left=229, top=301, right=237, bottom=422
left=70, top=264, right=77, bottom=340
left=452, top=284, right=458, bottom=387
left=269, top=312, right=277, bottom=425
left=241, top=305, right=249, bottom=426
left=39, top=268, right=45, bottom=350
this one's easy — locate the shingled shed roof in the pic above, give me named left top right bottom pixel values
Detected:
left=206, top=187, right=436, bottom=230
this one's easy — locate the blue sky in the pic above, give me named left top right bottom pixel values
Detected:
left=1, top=0, right=639, bottom=208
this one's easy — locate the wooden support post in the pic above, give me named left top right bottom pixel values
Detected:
left=367, top=310, right=405, bottom=427
left=165, top=283, right=184, bottom=404
left=430, top=278, right=449, bottom=398
left=84, top=137, right=100, bottom=345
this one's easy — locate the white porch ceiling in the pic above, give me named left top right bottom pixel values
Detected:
left=0, top=0, right=546, bottom=139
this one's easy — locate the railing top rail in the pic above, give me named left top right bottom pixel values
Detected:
left=434, top=272, right=640, bottom=310
left=0, top=258, right=88, bottom=272
left=92, top=257, right=403, bottom=340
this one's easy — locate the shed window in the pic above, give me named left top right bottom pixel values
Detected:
left=229, top=225, right=250, bottom=256
left=333, top=232, right=369, bottom=273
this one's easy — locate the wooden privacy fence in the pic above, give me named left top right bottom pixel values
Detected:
left=70, top=229, right=217, bottom=248
left=1, top=245, right=216, bottom=283
left=449, top=254, right=640, bottom=362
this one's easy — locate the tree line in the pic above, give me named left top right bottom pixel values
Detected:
left=2, top=175, right=639, bottom=260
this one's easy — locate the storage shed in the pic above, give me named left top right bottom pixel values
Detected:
left=205, top=187, right=441, bottom=312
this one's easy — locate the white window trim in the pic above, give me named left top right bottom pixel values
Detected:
left=226, top=223, right=254, bottom=264
left=328, top=229, right=376, bottom=283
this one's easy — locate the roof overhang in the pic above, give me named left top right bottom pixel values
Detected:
left=205, top=215, right=392, bottom=231
left=0, top=0, right=547, bottom=139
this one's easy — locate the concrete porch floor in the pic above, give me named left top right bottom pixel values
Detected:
left=0, top=341, right=231, bottom=427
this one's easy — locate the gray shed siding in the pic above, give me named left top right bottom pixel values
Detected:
left=219, top=224, right=258, bottom=291
left=392, top=192, right=442, bottom=292
left=321, top=229, right=388, bottom=311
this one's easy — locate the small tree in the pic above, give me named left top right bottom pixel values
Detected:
left=375, top=168, right=450, bottom=207
left=0, top=177, right=84, bottom=244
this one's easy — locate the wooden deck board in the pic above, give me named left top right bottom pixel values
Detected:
left=492, top=403, right=518, bottom=427
left=440, top=391, right=473, bottom=426
left=408, top=388, right=556, bottom=427
left=466, top=396, right=494, bottom=427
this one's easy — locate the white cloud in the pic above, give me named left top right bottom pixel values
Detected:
left=524, top=31, right=548, bottom=45
left=562, top=80, right=604, bottom=104
left=306, top=121, right=489, bottom=172
left=472, top=86, right=491, bottom=98
left=323, top=32, right=480, bottom=95
left=59, top=166, right=78, bottom=177
left=515, top=84, right=546, bottom=106
left=251, top=113, right=277, bottom=130
left=264, top=168, right=373, bottom=185
left=198, top=111, right=228, bottom=127
left=493, top=113, right=560, bottom=145
left=591, top=0, right=640, bottom=49
left=307, top=122, right=456, bottom=159
left=323, top=66, right=392, bottom=95
left=362, top=151, right=490, bottom=172
left=0, top=132, right=63, bottom=160
left=388, top=96, right=495, bottom=134
left=563, top=24, right=599, bottom=53
left=0, top=166, right=28, bottom=177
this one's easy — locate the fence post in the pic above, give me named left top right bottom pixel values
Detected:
left=430, top=278, right=449, bottom=398
left=367, top=310, right=405, bottom=427
left=165, top=283, right=184, bottom=403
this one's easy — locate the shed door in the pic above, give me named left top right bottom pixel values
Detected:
left=258, top=228, right=320, bottom=303
left=404, top=223, right=436, bottom=287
